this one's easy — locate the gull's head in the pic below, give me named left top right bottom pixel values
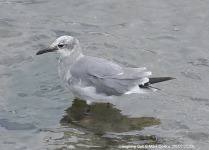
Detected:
left=36, top=36, right=80, bottom=56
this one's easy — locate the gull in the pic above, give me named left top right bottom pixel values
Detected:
left=36, top=36, right=175, bottom=112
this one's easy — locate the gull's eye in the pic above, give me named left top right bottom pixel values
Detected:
left=58, top=43, right=64, bottom=48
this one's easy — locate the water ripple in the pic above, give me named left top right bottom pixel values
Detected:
left=0, top=29, right=21, bottom=38
left=34, top=84, right=65, bottom=97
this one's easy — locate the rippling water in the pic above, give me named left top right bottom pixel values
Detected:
left=0, top=0, right=209, bottom=149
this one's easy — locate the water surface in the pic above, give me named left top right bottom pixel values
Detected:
left=0, top=0, right=209, bottom=149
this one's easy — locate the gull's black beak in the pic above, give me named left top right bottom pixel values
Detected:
left=36, top=47, right=58, bottom=55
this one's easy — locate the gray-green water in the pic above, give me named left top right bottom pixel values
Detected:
left=0, top=0, right=209, bottom=149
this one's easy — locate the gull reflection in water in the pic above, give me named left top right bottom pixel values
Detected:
left=58, top=98, right=162, bottom=148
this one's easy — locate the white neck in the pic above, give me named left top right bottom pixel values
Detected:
left=58, top=49, right=72, bottom=57
left=59, top=47, right=83, bottom=62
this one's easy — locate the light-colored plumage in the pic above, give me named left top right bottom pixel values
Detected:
left=36, top=36, right=174, bottom=105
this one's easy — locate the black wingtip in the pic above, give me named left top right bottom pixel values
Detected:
left=148, top=77, right=176, bottom=84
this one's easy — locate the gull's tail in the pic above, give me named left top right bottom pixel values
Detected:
left=139, top=77, right=176, bottom=91
left=148, top=77, right=176, bottom=85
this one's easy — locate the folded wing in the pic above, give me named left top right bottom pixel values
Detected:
left=70, top=56, right=155, bottom=96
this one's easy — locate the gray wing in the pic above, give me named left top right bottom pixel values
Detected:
left=70, top=56, right=153, bottom=96
left=70, top=56, right=123, bottom=78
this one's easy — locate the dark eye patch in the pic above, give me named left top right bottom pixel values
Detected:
left=58, top=43, right=64, bottom=48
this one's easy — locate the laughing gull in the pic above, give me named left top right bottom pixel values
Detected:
left=36, top=36, right=175, bottom=111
